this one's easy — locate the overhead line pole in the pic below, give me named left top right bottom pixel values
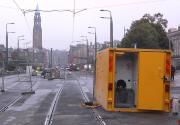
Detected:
left=88, top=27, right=97, bottom=102
left=100, top=9, right=113, bottom=48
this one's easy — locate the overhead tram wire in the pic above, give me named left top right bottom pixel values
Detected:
left=23, top=9, right=74, bottom=13
left=77, top=0, right=168, bottom=10
left=11, top=0, right=165, bottom=45
left=20, top=3, right=87, bottom=45
left=0, top=5, right=17, bottom=9
left=19, top=0, right=168, bottom=13
left=20, top=8, right=86, bottom=45
left=13, top=0, right=161, bottom=43
left=11, top=2, right=86, bottom=47
left=12, top=1, right=74, bottom=38
left=11, top=1, right=76, bottom=42
left=12, top=0, right=32, bottom=37
left=6, top=0, right=169, bottom=12
left=12, top=0, right=24, bottom=14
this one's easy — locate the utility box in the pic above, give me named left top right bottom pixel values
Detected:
left=95, top=48, right=171, bottom=112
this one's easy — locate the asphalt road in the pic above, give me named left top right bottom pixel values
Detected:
left=51, top=79, right=98, bottom=125
left=0, top=72, right=179, bottom=125
left=0, top=75, right=62, bottom=125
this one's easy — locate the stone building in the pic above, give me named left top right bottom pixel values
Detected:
left=0, top=44, right=6, bottom=67
left=167, top=26, right=180, bottom=68
left=68, top=44, right=87, bottom=66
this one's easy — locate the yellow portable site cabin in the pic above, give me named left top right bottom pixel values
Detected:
left=95, top=48, right=171, bottom=112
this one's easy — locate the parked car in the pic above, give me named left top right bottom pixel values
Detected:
left=32, top=70, right=38, bottom=76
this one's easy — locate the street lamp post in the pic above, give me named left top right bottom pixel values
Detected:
left=17, top=35, right=24, bottom=81
left=6, top=22, right=15, bottom=67
left=50, top=48, right=53, bottom=68
left=17, top=35, right=24, bottom=62
left=17, top=35, right=24, bottom=51
left=88, top=26, right=97, bottom=102
left=80, top=36, right=89, bottom=71
left=100, top=9, right=113, bottom=48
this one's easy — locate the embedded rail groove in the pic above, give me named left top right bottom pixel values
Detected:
left=0, top=79, right=37, bottom=113
left=74, top=74, right=106, bottom=125
left=44, top=85, right=64, bottom=125
left=0, top=95, right=23, bottom=112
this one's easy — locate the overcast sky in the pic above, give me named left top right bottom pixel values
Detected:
left=0, top=0, right=179, bottom=50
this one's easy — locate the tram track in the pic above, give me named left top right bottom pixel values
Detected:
left=74, top=73, right=106, bottom=125
left=0, top=78, right=37, bottom=113
left=43, top=72, right=106, bottom=125
left=0, top=95, right=23, bottom=112
left=77, top=80, right=106, bottom=125
left=44, top=83, right=64, bottom=125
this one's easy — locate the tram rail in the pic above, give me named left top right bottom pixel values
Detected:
left=0, top=78, right=37, bottom=113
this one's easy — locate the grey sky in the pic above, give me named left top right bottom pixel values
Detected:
left=0, top=0, right=179, bottom=50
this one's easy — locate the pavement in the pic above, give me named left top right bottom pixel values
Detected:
left=170, top=70, right=180, bottom=100
left=171, top=70, right=180, bottom=87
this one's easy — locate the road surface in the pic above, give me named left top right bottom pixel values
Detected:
left=0, top=72, right=179, bottom=125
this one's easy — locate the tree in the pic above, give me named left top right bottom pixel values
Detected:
left=100, top=43, right=108, bottom=51
left=120, top=13, right=170, bottom=49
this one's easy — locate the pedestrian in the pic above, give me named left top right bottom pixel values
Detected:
left=41, top=70, right=46, bottom=79
left=171, top=65, right=176, bottom=81
left=117, top=79, right=127, bottom=89
left=116, top=79, right=127, bottom=104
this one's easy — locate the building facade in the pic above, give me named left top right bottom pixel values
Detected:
left=167, top=26, right=180, bottom=68
left=33, top=4, right=42, bottom=50
left=51, top=50, right=68, bottom=67
left=68, top=44, right=88, bottom=66
left=0, top=44, right=5, bottom=67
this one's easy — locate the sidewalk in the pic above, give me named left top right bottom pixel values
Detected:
left=171, top=70, right=180, bottom=87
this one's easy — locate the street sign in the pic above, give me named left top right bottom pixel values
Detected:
left=26, top=66, right=32, bottom=75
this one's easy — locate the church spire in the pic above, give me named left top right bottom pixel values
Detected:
left=35, top=3, right=40, bottom=13
left=36, top=3, right=39, bottom=10
left=33, top=3, right=42, bottom=49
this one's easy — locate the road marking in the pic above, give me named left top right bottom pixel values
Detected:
left=82, top=86, right=89, bottom=93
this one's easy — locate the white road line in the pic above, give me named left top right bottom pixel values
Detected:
left=82, top=86, right=89, bottom=93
